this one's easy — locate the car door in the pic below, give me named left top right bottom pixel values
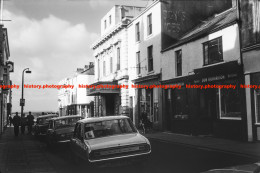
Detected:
left=70, top=123, right=81, bottom=156
left=77, top=123, right=88, bottom=160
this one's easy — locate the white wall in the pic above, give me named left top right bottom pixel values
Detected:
left=161, top=24, right=240, bottom=81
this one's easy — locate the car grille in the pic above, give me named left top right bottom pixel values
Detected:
left=89, top=143, right=150, bottom=161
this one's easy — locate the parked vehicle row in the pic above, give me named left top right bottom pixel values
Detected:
left=33, top=114, right=151, bottom=167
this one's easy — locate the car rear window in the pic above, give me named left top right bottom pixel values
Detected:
left=55, top=117, right=81, bottom=129
left=84, top=118, right=137, bottom=139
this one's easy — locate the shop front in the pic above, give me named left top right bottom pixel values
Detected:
left=162, top=61, right=247, bottom=140
left=133, top=74, right=161, bottom=130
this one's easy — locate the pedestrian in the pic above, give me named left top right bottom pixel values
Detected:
left=26, top=111, right=34, bottom=134
left=8, top=115, right=13, bottom=127
left=20, top=114, right=27, bottom=135
left=12, top=112, right=21, bottom=136
left=140, top=111, right=148, bottom=134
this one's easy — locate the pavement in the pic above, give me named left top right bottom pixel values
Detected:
left=144, top=131, right=260, bottom=159
left=0, top=126, right=56, bottom=173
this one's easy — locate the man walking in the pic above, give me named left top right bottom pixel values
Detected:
left=27, top=111, right=34, bottom=134
left=12, top=112, right=21, bottom=136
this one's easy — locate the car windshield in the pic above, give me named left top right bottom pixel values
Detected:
left=84, top=118, right=137, bottom=139
left=55, top=117, right=81, bottom=129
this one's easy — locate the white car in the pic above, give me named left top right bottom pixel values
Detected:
left=70, top=115, right=151, bottom=166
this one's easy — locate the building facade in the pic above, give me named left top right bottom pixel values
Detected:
left=240, top=0, right=260, bottom=141
left=161, top=8, right=248, bottom=140
left=0, top=25, right=12, bottom=135
left=128, top=1, right=162, bottom=128
left=89, top=5, right=145, bottom=118
left=58, top=63, right=95, bottom=117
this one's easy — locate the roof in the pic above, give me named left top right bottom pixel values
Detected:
left=78, top=115, right=129, bottom=124
left=50, top=115, right=82, bottom=121
left=162, top=8, right=237, bottom=52
left=37, top=114, right=58, bottom=119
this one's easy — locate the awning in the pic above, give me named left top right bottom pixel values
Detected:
left=86, top=81, right=120, bottom=96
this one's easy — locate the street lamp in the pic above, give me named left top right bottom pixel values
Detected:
left=21, top=68, right=31, bottom=118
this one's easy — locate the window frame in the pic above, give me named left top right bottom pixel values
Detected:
left=136, top=51, right=141, bottom=75
left=103, top=60, right=106, bottom=77
left=117, top=47, right=120, bottom=70
left=136, top=22, right=140, bottom=42
left=109, top=15, right=111, bottom=25
left=147, top=13, right=152, bottom=35
left=110, top=57, right=113, bottom=73
left=203, top=37, right=223, bottom=66
left=217, top=83, right=242, bottom=120
left=175, top=49, right=182, bottom=77
left=147, top=45, right=153, bottom=72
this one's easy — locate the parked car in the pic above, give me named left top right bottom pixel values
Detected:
left=70, top=115, right=151, bottom=167
left=46, top=115, right=83, bottom=146
left=34, top=114, right=58, bottom=136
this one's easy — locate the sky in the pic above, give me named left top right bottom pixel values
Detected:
left=3, top=0, right=149, bottom=112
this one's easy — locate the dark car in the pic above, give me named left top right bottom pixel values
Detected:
left=70, top=115, right=151, bottom=167
left=34, top=114, right=58, bottom=136
left=46, top=115, right=83, bottom=146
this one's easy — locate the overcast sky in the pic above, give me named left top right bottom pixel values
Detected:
left=4, top=0, right=149, bottom=112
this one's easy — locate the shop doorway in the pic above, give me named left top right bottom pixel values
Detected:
left=105, top=94, right=115, bottom=116
left=197, top=88, right=217, bottom=135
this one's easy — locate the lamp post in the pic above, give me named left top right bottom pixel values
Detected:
left=21, top=68, right=31, bottom=118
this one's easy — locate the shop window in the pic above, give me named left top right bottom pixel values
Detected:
left=203, top=37, right=223, bottom=65
left=147, top=45, right=153, bottom=72
left=255, top=90, right=260, bottom=124
left=217, top=82, right=242, bottom=120
left=136, top=22, right=140, bottom=42
left=153, top=88, right=159, bottom=122
left=147, top=13, right=152, bottom=35
left=172, top=88, right=189, bottom=119
left=176, top=50, right=182, bottom=77
left=136, top=51, right=141, bottom=75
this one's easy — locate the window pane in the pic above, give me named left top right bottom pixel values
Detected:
left=148, top=46, right=153, bottom=72
left=204, top=37, right=222, bottom=65
left=176, top=50, right=182, bottom=76
left=136, top=23, right=140, bottom=42
left=220, top=84, right=242, bottom=119
left=117, top=47, right=120, bottom=70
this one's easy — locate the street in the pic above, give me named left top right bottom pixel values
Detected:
left=41, top=137, right=257, bottom=173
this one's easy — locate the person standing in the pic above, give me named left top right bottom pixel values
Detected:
left=26, top=111, right=34, bottom=134
left=20, top=114, right=27, bottom=135
left=8, top=115, right=13, bottom=127
left=12, top=112, right=21, bottom=136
